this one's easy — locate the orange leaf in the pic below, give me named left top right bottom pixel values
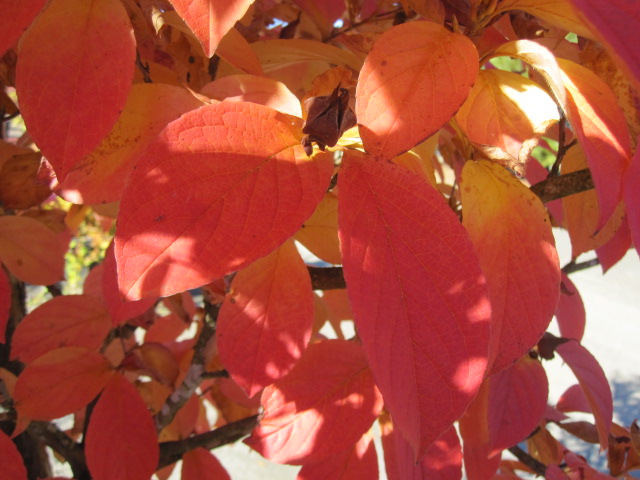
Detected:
left=0, top=267, right=9, bottom=344
left=169, top=0, right=254, bottom=57
left=200, top=74, right=301, bottom=117
left=0, top=429, right=27, bottom=480
left=456, top=70, right=559, bottom=160
left=115, top=102, right=333, bottom=300
left=11, top=295, right=111, bottom=363
left=181, top=448, right=231, bottom=480
left=338, top=151, right=491, bottom=459
left=356, top=21, right=478, bottom=160
left=0, top=152, right=51, bottom=210
left=85, top=374, right=159, bottom=480
left=293, top=191, right=341, bottom=265
left=59, top=84, right=204, bottom=205
left=461, top=160, right=560, bottom=374
left=14, top=347, right=114, bottom=420
left=15, top=0, right=135, bottom=181
left=0, top=215, right=66, bottom=285
left=216, top=27, right=264, bottom=76
left=245, top=339, right=383, bottom=464
left=0, top=0, right=48, bottom=56
left=217, top=240, right=313, bottom=397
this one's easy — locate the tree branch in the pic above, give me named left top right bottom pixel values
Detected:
left=508, top=445, right=547, bottom=476
left=530, top=168, right=594, bottom=203
left=157, top=414, right=259, bottom=469
left=562, top=258, right=600, bottom=274
left=27, top=422, right=89, bottom=480
left=308, top=266, right=345, bottom=290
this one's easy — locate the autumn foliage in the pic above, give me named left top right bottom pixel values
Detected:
left=1, top=0, right=640, bottom=479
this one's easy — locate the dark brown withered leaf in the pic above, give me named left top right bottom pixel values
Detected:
left=301, top=85, right=356, bottom=156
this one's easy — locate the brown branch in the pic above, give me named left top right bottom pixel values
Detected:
left=158, top=415, right=259, bottom=469
left=530, top=168, right=594, bottom=203
left=27, top=422, right=89, bottom=480
left=308, top=266, right=345, bottom=290
left=508, top=445, right=547, bottom=476
left=563, top=258, right=600, bottom=274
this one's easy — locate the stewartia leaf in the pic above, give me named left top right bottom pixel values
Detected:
left=0, top=429, right=27, bottom=480
left=15, top=0, right=135, bottom=181
left=461, top=160, right=560, bottom=374
left=0, top=266, right=9, bottom=344
left=486, top=356, right=548, bottom=455
left=217, top=240, right=314, bottom=397
left=0, top=0, right=48, bottom=56
left=624, top=139, right=640, bottom=258
left=181, top=448, right=231, bottom=480
left=338, top=151, right=491, bottom=459
left=245, top=339, right=383, bottom=464
left=85, top=374, right=159, bottom=480
left=59, top=84, right=204, bottom=204
left=0, top=215, right=66, bottom=286
left=555, top=273, right=586, bottom=342
left=14, top=347, right=114, bottom=420
left=169, top=0, right=254, bottom=57
left=294, top=191, right=341, bottom=265
left=556, top=340, right=613, bottom=450
left=455, top=69, right=559, bottom=161
left=115, top=101, right=334, bottom=300
left=557, top=384, right=592, bottom=414
left=11, top=295, right=111, bottom=363
left=356, top=21, right=478, bottom=160
left=297, top=431, right=378, bottom=480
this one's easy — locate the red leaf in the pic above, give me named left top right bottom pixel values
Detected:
left=15, top=0, right=135, bottom=181
left=569, top=0, right=640, bottom=91
left=338, top=151, right=491, bottom=459
left=11, top=295, right=111, bottom=363
left=297, top=431, right=378, bottom=480
left=461, top=160, right=560, bottom=374
left=217, top=240, right=313, bottom=397
left=0, top=0, right=48, bottom=56
left=0, top=267, right=9, bottom=344
left=487, top=356, right=548, bottom=455
left=557, top=384, right=592, bottom=414
left=0, top=429, right=27, bottom=480
left=462, top=444, right=501, bottom=480
left=596, top=216, right=632, bottom=272
left=245, top=339, right=383, bottom=464
left=115, top=102, right=333, bottom=300
left=85, top=374, right=159, bottom=480
left=555, top=273, right=585, bottom=341
left=14, top=347, right=114, bottom=420
left=0, top=215, right=66, bottom=285
left=356, top=21, right=478, bottom=160
left=169, top=0, right=254, bottom=57
left=181, top=448, right=230, bottom=480
left=624, top=139, right=640, bottom=259
left=556, top=341, right=613, bottom=450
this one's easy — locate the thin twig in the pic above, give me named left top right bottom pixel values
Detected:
left=562, top=258, right=600, bottom=274
left=548, top=111, right=568, bottom=177
left=135, top=50, right=152, bottom=83
left=508, top=445, right=547, bottom=476
left=325, top=8, right=403, bottom=41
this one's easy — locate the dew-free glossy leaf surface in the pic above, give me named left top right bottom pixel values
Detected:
left=357, top=22, right=478, bottom=160
left=115, top=101, right=333, bottom=300
left=217, top=241, right=313, bottom=397
left=15, top=0, right=135, bottom=180
left=339, top=151, right=491, bottom=459
left=14, top=347, right=113, bottom=420
left=11, top=295, right=111, bottom=363
left=85, top=374, right=159, bottom=480
left=461, top=160, right=560, bottom=374
left=245, top=340, right=383, bottom=464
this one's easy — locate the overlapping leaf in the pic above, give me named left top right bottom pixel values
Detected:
left=356, top=22, right=478, bottom=160
left=15, top=0, right=135, bottom=180
left=461, top=160, right=560, bottom=374
left=245, top=340, right=383, bottom=464
left=338, top=151, right=491, bottom=459
left=115, top=101, right=334, bottom=300
left=169, top=0, right=254, bottom=57
left=496, top=0, right=594, bottom=38
left=293, top=191, right=341, bottom=265
left=85, top=374, right=159, bottom=480
left=0, top=215, right=66, bottom=285
left=11, top=295, right=111, bottom=363
left=0, top=267, right=9, bottom=344
left=0, top=0, right=48, bottom=55
left=624, top=140, right=640, bottom=258
left=0, top=429, right=27, bottom=480
left=555, top=273, right=586, bottom=341
left=14, top=347, right=114, bottom=420
left=181, top=448, right=231, bottom=480
left=0, top=152, right=51, bottom=209
left=217, top=240, right=314, bottom=397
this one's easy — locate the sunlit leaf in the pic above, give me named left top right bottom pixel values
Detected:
left=555, top=273, right=586, bottom=342
left=557, top=384, right=591, bottom=414
left=245, top=340, right=383, bottom=464
left=339, top=151, right=490, bottom=459
left=85, top=374, right=159, bottom=480
left=217, top=240, right=313, bottom=397
left=294, top=191, right=341, bottom=265
left=15, top=0, right=135, bottom=180
left=357, top=21, right=478, bottom=160
left=216, top=27, right=264, bottom=76
left=0, top=429, right=27, bottom=480
left=14, top=347, right=114, bottom=420
left=496, top=0, right=595, bottom=38
left=624, top=139, right=640, bottom=259
left=115, top=101, right=333, bottom=300
left=461, top=160, right=560, bottom=374
left=181, top=448, right=231, bottom=480
left=11, top=295, right=111, bottom=363
left=0, top=215, right=66, bottom=285
left=0, top=0, right=48, bottom=56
